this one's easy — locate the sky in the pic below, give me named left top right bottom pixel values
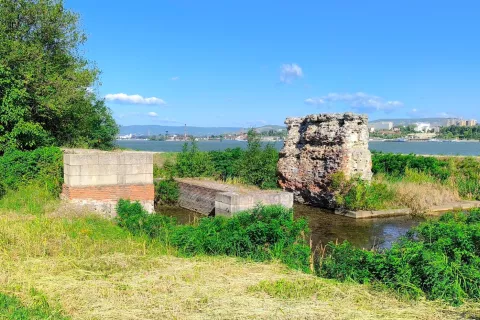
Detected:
left=66, top=0, right=480, bottom=127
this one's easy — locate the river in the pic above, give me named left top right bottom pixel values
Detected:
left=157, top=204, right=425, bottom=250
left=117, top=139, right=480, bottom=156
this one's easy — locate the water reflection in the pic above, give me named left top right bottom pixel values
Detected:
left=156, top=204, right=426, bottom=250
left=294, top=204, right=424, bottom=249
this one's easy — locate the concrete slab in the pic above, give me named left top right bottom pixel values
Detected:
left=176, top=178, right=294, bottom=217
left=334, top=201, right=480, bottom=219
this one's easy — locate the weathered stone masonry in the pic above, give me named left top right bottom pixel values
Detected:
left=61, top=150, right=154, bottom=216
left=277, top=113, right=372, bottom=209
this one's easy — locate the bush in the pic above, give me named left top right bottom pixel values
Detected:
left=331, top=172, right=396, bottom=210
left=372, top=152, right=450, bottom=180
left=236, top=130, right=279, bottom=189
left=317, top=209, right=480, bottom=305
left=0, top=147, right=63, bottom=197
left=116, top=200, right=311, bottom=272
left=167, top=131, right=279, bottom=189
left=176, top=140, right=215, bottom=178
left=154, top=179, right=179, bottom=206
left=209, top=147, right=244, bottom=180
left=116, top=199, right=176, bottom=239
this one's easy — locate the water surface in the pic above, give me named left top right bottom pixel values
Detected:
left=157, top=204, right=425, bottom=249
left=118, top=140, right=480, bottom=156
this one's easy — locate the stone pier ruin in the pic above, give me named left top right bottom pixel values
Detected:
left=61, top=149, right=154, bottom=217
left=277, top=113, right=372, bottom=208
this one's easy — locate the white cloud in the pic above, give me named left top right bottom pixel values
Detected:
left=105, top=93, right=166, bottom=105
left=304, top=92, right=403, bottom=112
left=148, top=112, right=158, bottom=117
left=280, top=63, right=303, bottom=83
left=171, top=76, right=180, bottom=81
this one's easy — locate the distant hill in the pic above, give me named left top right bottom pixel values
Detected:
left=119, top=125, right=244, bottom=136
left=119, top=124, right=286, bottom=136
left=370, top=118, right=455, bottom=127
left=255, top=125, right=286, bottom=132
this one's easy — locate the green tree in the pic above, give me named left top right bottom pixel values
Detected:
left=0, top=0, right=118, bottom=153
left=238, top=129, right=279, bottom=189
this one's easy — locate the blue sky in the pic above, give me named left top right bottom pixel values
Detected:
left=67, top=0, right=480, bottom=127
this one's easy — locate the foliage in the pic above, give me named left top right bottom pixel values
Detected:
left=0, top=146, right=63, bottom=197
left=0, top=0, right=118, bottom=153
left=439, top=125, right=480, bottom=140
left=0, top=290, right=69, bottom=320
left=154, top=179, right=180, bottom=206
left=331, top=172, right=396, bottom=210
left=372, top=152, right=450, bottom=180
left=116, top=200, right=311, bottom=272
left=0, top=182, right=58, bottom=215
left=116, top=199, right=177, bottom=239
left=169, top=130, right=279, bottom=189
left=175, top=140, right=215, bottom=178
left=372, top=152, right=480, bottom=200
left=209, top=147, right=244, bottom=180
left=317, top=209, right=480, bottom=305
left=237, top=129, right=279, bottom=189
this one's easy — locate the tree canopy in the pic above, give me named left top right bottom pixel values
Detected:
left=0, top=0, right=118, bottom=153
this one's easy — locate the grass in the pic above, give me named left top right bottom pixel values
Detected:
left=1, top=189, right=480, bottom=319
left=0, top=290, right=69, bottom=320
left=0, top=181, right=59, bottom=216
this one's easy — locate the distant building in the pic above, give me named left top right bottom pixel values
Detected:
left=446, top=118, right=459, bottom=126
left=457, top=120, right=468, bottom=127
left=368, top=121, right=393, bottom=132
left=414, top=122, right=431, bottom=132
left=117, top=134, right=133, bottom=140
left=466, top=119, right=478, bottom=127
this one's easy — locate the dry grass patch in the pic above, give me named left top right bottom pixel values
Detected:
left=1, top=212, right=479, bottom=319
left=393, top=181, right=460, bottom=214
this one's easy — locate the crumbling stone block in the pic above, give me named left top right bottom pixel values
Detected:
left=277, top=113, right=372, bottom=208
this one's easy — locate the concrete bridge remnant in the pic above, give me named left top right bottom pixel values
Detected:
left=277, top=113, right=372, bottom=209
left=61, top=149, right=154, bottom=217
left=176, top=178, right=293, bottom=217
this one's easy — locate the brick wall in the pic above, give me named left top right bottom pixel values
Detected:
left=61, top=149, right=154, bottom=216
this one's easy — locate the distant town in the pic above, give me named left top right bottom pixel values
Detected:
left=117, top=125, right=287, bottom=142
left=368, top=118, right=479, bottom=142
left=116, top=118, right=479, bottom=142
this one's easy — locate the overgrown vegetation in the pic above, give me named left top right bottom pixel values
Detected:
left=317, top=209, right=480, bottom=305
left=331, top=172, right=396, bottom=210
left=0, top=147, right=63, bottom=198
left=154, top=129, right=279, bottom=189
left=372, top=152, right=480, bottom=201
left=330, top=152, right=479, bottom=211
left=116, top=200, right=310, bottom=271
left=154, top=179, right=180, bottom=206
left=0, top=0, right=118, bottom=153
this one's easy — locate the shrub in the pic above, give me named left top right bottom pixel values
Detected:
left=116, top=200, right=311, bottom=272
left=175, top=140, right=215, bottom=177
left=372, top=152, right=450, bottom=180
left=208, top=147, right=244, bottom=180
left=0, top=147, right=63, bottom=197
left=237, top=130, right=279, bottom=189
left=154, top=179, right=179, bottom=206
left=171, top=205, right=310, bottom=271
left=116, top=199, right=176, bottom=239
left=165, top=131, right=279, bottom=189
left=317, top=209, right=480, bottom=305
left=331, top=172, right=396, bottom=210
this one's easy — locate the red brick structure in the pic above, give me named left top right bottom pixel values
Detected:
left=61, top=150, right=154, bottom=216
